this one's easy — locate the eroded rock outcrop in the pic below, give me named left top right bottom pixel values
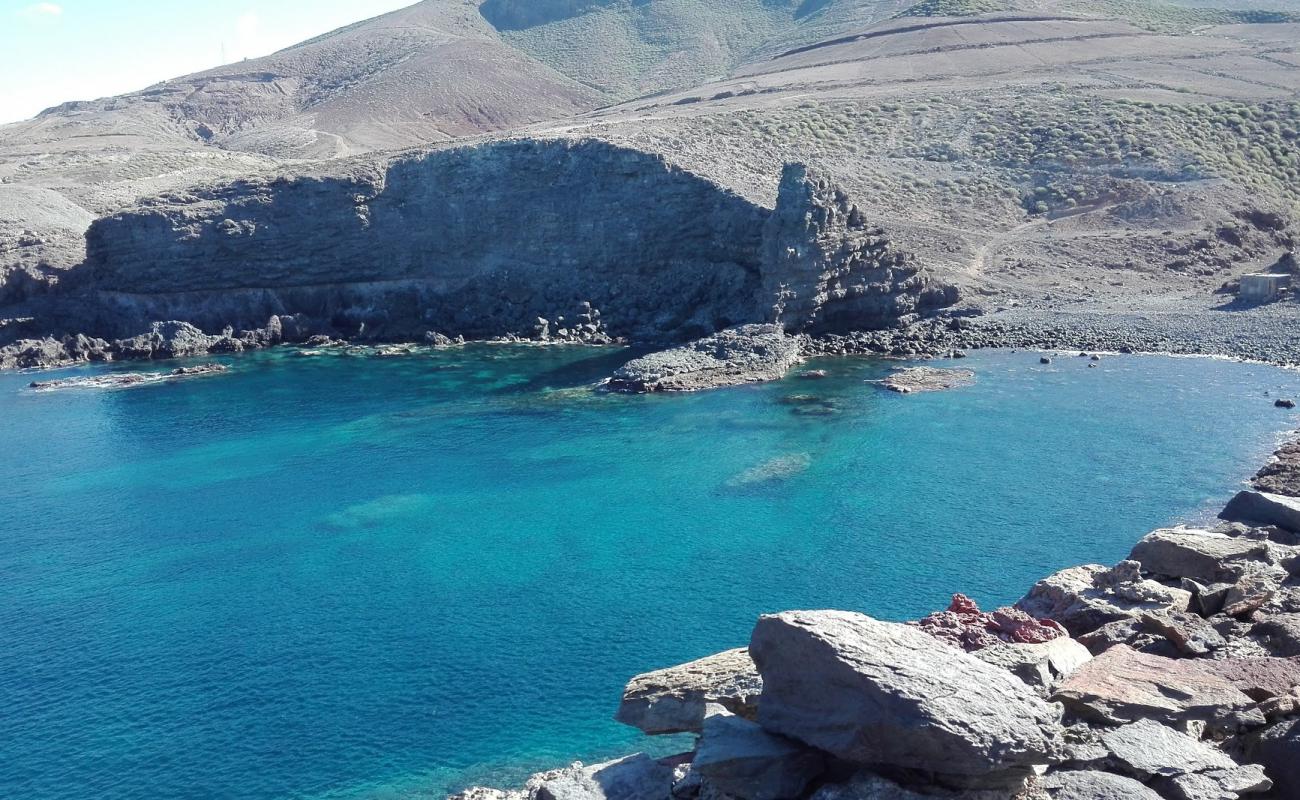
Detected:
left=762, top=164, right=957, bottom=335
left=604, top=325, right=806, bottom=393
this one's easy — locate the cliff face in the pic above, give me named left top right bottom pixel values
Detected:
left=81, top=140, right=954, bottom=342
left=763, top=164, right=959, bottom=335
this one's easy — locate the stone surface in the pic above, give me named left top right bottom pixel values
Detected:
left=1253, top=441, right=1300, bottom=498
left=1128, top=527, right=1271, bottom=584
left=1245, top=719, right=1300, bottom=798
left=1221, top=491, right=1300, bottom=533
left=605, top=325, right=805, bottom=393
left=1052, top=645, right=1260, bottom=727
left=532, top=755, right=676, bottom=800
left=1160, top=766, right=1272, bottom=800
left=1039, top=770, right=1162, bottom=800
left=1016, top=562, right=1193, bottom=637
left=1250, top=613, right=1300, bottom=657
left=693, top=705, right=824, bottom=800
left=972, top=638, right=1093, bottom=695
left=615, top=648, right=762, bottom=735
left=1100, top=720, right=1236, bottom=778
left=1202, top=657, right=1300, bottom=700
left=1138, top=611, right=1228, bottom=657
left=877, top=367, right=975, bottom=394
left=749, top=610, right=1063, bottom=780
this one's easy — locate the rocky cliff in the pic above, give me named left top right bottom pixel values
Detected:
left=71, top=140, right=954, bottom=350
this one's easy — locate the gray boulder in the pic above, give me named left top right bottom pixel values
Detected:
left=605, top=325, right=805, bottom=393
left=1099, top=720, right=1236, bottom=778
left=1221, top=491, right=1300, bottom=533
left=1250, top=613, right=1300, bottom=657
left=616, top=648, right=762, bottom=735
left=1039, top=770, right=1163, bottom=800
left=693, top=705, right=824, bottom=800
left=971, top=638, right=1092, bottom=696
left=532, top=755, right=676, bottom=800
left=1128, top=527, right=1272, bottom=584
left=1245, top=719, right=1300, bottom=798
left=749, top=610, right=1064, bottom=780
left=1016, top=562, right=1192, bottom=637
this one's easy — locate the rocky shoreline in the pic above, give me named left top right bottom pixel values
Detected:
left=450, top=439, right=1300, bottom=800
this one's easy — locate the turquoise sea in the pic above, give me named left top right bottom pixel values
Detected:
left=2, top=346, right=1298, bottom=799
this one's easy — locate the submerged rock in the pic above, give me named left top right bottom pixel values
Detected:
left=749, top=610, right=1063, bottom=781
left=605, top=325, right=805, bottom=393
left=615, top=648, right=762, bottom=735
left=28, top=363, right=228, bottom=392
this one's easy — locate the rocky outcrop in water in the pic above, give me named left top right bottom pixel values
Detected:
left=604, top=325, right=806, bottom=393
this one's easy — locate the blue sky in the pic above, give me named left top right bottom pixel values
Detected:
left=0, top=1, right=416, bottom=124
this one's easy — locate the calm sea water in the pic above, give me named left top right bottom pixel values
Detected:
left=2, top=346, right=1298, bottom=799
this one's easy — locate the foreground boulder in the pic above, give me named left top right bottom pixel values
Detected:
left=531, top=755, right=675, bottom=800
left=1052, top=645, right=1261, bottom=728
left=1221, top=491, right=1300, bottom=533
left=749, top=610, right=1064, bottom=781
left=1039, top=770, right=1162, bottom=799
left=1245, top=718, right=1300, bottom=797
left=693, top=705, right=824, bottom=800
left=615, top=648, right=762, bottom=735
left=604, top=325, right=805, bottom=393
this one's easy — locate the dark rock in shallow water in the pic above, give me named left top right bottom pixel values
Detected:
left=605, top=325, right=805, bottom=393
left=749, top=610, right=1064, bottom=782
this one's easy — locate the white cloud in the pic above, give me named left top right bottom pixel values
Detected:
left=17, top=3, right=63, bottom=20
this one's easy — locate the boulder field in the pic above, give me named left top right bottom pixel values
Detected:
left=454, top=440, right=1300, bottom=800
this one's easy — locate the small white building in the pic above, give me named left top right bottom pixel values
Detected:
left=1239, top=273, right=1291, bottom=303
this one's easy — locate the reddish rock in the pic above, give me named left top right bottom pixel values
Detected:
left=1053, top=644, right=1263, bottom=727
left=1202, top=657, right=1300, bottom=701
left=910, top=593, right=1067, bottom=652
